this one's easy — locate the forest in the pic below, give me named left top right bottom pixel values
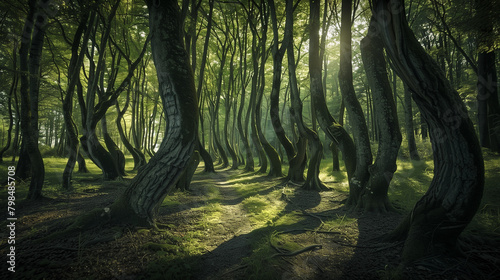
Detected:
left=0, top=0, right=499, bottom=279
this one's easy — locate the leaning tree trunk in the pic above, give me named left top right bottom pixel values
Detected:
left=109, top=0, right=199, bottom=226
left=249, top=30, right=267, bottom=174
left=359, top=25, right=402, bottom=213
left=253, top=4, right=282, bottom=177
left=374, top=0, right=484, bottom=263
left=116, top=90, right=146, bottom=170
left=268, top=0, right=302, bottom=181
left=77, top=151, right=89, bottom=173
left=286, top=0, right=326, bottom=191
left=195, top=0, right=215, bottom=172
left=309, top=0, right=356, bottom=184
left=62, top=10, right=93, bottom=190
left=102, top=116, right=126, bottom=176
left=339, top=0, right=372, bottom=204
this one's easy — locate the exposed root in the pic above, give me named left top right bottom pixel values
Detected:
left=270, top=244, right=322, bottom=258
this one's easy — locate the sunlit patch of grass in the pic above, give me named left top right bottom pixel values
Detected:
left=232, top=179, right=275, bottom=199
left=388, top=159, right=434, bottom=211
left=196, top=202, right=223, bottom=229
left=141, top=230, right=203, bottom=280
left=272, top=211, right=306, bottom=227
left=319, top=157, right=349, bottom=193
left=242, top=192, right=284, bottom=227
left=161, top=195, right=181, bottom=208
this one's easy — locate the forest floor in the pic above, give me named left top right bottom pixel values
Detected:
left=1, top=155, right=500, bottom=280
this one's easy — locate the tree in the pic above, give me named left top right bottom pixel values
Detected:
left=0, top=42, right=18, bottom=163
left=338, top=0, right=373, bottom=204
left=373, top=0, right=484, bottom=263
left=308, top=0, right=356, bottom=187
left=108, top=0, right=199, bottom=225
left=79, top=1, right=149, bottom=180
left=254, top=0, right=282, bottom=177
left=403, top=82, right=420, bottom=160
left=236, top=10, right=255, bottom=172
left=61, top=6, right=94, bottom=190
left=193, top=0, right=216, bottom=173
left=359, top=19, right=402, bottom=212
left=287, top=0, right=326, bottom=191
left=268, top=0, right=305, bottom=183
left=17, top=0, right=51, bottom=199
left=475, top=0, right=500, bottom=152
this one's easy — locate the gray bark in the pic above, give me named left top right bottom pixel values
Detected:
left=110, top=0, right=198, bottom=225
left=374, top=0, right=484, bottom=263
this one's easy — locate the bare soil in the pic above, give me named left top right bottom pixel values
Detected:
left=1, top=168, right=498, bottom=280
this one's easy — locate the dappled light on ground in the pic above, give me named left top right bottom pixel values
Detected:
left=1, top=155, right=499, bottom=279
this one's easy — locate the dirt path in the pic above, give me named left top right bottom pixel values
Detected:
left=195, top=171, right=254, bottom=279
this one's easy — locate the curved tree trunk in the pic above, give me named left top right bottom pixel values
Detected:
left=268, top=0, right=304, bottom=183
left=254, top=3, right=282, bottom=177
left=374, top=0, right=484, bottom=263
left=236, top=19, right=254, bottom=172
left=195, top=0, right=216, bottom=172
left=82, top=1, right=121, bottom=181
left=116, top=92, right=147, bottom=170
left=339, top=0, right=372, bottom=203
left=359, top=26, right=401, bottom=213
left=103, top=131, right=126, bottom=176
left=198, top=137, right=215, bottom=172
left=286, top=0, right=326, bottom=191
left=176, top=150, right=200, bottom=191
left=249, top=28, right=267, bottom=174
left=62, top=10, right=93, bottom=190
left=77, top=151, right=89, bottom=173
left=18, top=0, right=47, bottom=199
left=110, top=0, right=199, bottom=226
left=309, top=0, right=356, bottom=185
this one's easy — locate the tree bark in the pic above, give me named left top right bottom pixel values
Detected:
left=374, top=0, right=484, bottom=263
left=255, top=2, right=282, bottom=177
left=403, top=83, right=420, bottom=160
left=195, top=0, right=215, bottom=172
left=286, top=0, right=326, bottom=191
left=237, top=18, right=254, bottom=172
left=18, top=0, right=47, bottom=199
left=110, top=0, right=198, bottom=225
left=62, top=9, right=93, bottom=190
left=359, top=25, right=402, bottom=213
left=116, top=90, right=146, bottom=170
left=0, top=43, right=18, bottom=163
left=477, top=51, right=500, bottom=152
left=224, top=42, right=239, bottom=170
left=339, top=0, right=372, bottom=203
left=309, top=0, right=356, bottom=185
left=268, top=0, right=303, bottom=181
left=249, top=23, right=267, bottom=174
